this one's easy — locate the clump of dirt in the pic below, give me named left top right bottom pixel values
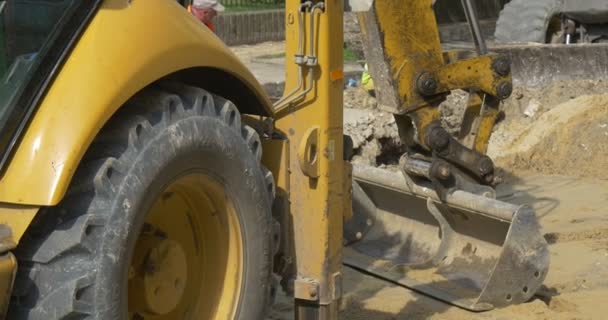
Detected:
left=548, top=297, right=579, bottom=313
left=344, top=111, right=404, bottom=166
left=491, top=94, right=608, bottom=179
left=343, top=87, right=404, bottom=166
left=439, top=89, right=469, bottom=135
left=544, top=228, right=608, bottom=244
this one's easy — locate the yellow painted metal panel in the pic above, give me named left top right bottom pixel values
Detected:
left=0, top=0, right=272, bottom=205
left=275, top=0, right=346, bottom=306
left=0, top=206, right=38, bottom=246
left=0, top=253, right=16, bottom=318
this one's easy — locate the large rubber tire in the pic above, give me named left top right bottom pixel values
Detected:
left=494, top=0, right=562, bottom=43
left=8, top=83, right=277, bottom=319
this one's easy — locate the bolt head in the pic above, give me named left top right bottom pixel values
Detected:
left=427, top=126, right=450, bottom=151
left=416, top=72, right=438, bottom=96
left=438, top=165, right=451, bottom=180
left=492, top=57, right=511, bottom=77
left=309, top=287, right=318, bottom=298
left=496, top=81, right=513, bottom=100
left=478, top=156, right=494, bottom=175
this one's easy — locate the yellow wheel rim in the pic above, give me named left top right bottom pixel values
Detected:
left=128, top=173, right=243, bottom=319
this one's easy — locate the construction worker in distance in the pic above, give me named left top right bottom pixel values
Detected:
left=189, top=0, right=225, bottom=33
left=361, top=63, right=375, bottom=97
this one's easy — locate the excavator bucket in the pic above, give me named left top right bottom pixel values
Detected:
left=344, top=165, right=550, bottom=311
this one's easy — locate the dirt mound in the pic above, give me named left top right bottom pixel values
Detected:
left=502, top=79, right=608, bottom=120
left=491, top=94, right=608, bottom=179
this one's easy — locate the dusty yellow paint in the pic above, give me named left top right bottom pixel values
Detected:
left=407, top=106, right=441, bottom=148
left=0, top=253, right=16, bottom=317
left=0, top=206, right=38, bottom=247
left=0, top=0, right=272, bottom=206
left=474, top=108, right=500, bottom=154
left=457, top=93, right=501, bottom=154
left=343, top=162, right=353, bottom=222
left=297, top=126, right=320, bottom=178
left=358, top=0, right=510, bottom=115
left=357, top=0, right=444, bottom=113
left=357, top=0, right=512, bottom=158
left=274, top=0, right=346, bottom=307
left=436, top=55, right=511, bottom=98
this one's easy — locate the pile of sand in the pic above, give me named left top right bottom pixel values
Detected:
left=491, top=94, right=608, bottom=179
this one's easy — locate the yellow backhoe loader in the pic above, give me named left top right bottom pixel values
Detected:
left=0, top=0, right=549, bottom=319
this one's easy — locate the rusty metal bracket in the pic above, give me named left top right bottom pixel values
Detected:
left=434, top=55, right=512, bottom=100
left=294, top=277, right=320, bottom=302
left=298, top=126, right=320, bottom=178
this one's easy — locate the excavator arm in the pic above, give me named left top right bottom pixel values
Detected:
left=357, top=0, right=512, bottom=191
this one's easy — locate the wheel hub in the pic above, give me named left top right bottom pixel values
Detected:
left=128, top=174, right=244, bottom=319
left=130, top=235, right=188, bottom=316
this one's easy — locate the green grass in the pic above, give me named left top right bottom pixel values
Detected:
left=256, top=49, right=359, bottom=62
left=343, top=47, right=358, bottom=62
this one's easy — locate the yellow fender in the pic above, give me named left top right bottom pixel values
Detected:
left=0, top=0, right=273, bottom=205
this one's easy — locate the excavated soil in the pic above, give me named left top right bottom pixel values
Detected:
left=491, top=94, right=608, bottom=179
left=343, top=88, right=403, bottom=167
